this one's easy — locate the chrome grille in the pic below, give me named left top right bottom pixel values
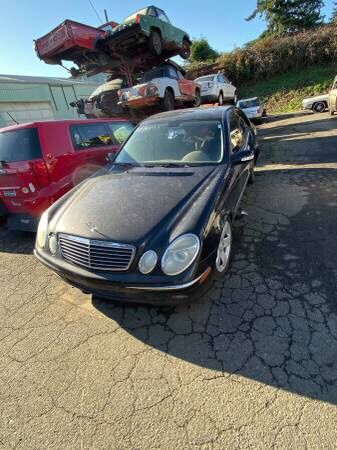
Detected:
left=59, top=234, right=135, bottom=272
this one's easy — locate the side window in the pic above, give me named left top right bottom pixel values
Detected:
left=156, top=9, right=170, bottom=23
left=218, top=75, right=225, bottom=83
left=223, top=75, right=230, bottom=84
left=107, top=122, right=134, bottom=144
left=70, top=124, right=112, bottom=150
left=229, top=112, right=244, bottom=151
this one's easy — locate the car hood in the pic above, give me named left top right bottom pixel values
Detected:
left=51, top=165, right=224, bottom=244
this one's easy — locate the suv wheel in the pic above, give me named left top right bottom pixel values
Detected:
left=180, top=38, right=191, bottom=59
left=149, top=30, right=163, bottom=56
left=215, top=219, right=233, bottom=276
left=313, top=102, right=326, bottom=113
left=218, top=91, right=224, bottom=106
left=193, top=89, right=201, bottom=107
left=161, top=89, right=175, bottom=111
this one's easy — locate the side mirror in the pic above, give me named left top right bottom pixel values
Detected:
left=231, top=149, right=254, bottom=166
left=106, top=152, right=116, bottom=163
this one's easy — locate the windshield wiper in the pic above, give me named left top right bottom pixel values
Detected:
left=142, top=163, right=192, bottom=168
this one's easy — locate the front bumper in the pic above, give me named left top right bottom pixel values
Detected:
left=120, top=95, right=159, bottom=110
left=35, top=248, right=214, bottom=305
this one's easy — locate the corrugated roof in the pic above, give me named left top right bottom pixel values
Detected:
left=0, top=74, right=98, bottom=86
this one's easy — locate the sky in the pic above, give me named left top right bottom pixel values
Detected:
left=0, top=0, right=335, bottom=78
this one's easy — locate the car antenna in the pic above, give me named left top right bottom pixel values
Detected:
left=88, top=0, right=103, bottom=24
left=7, top=112, right=19, bottom=124
left=104, top=9, right=109, bottom=22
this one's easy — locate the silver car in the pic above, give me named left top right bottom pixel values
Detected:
left=237, top=97, right=265, bottom=123
left=302, top=94, right=329, bottom=113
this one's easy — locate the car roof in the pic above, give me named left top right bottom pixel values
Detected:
left=143, top=106, right=232, bottom=123
left=0, top=118, right=129, bottom=133
left=238, top=97, right=259, bottom=102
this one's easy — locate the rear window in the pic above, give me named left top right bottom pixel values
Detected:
left=195, top=75, right=214, bottom=82
left=70, top=123, right=112, bottom=150
left=238, top=99, right=260, bottom=108
left=0, top=128, right=42, bottom=162
left=107, top=122, right=134, bottom=144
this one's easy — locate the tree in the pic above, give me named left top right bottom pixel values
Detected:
left=331, top=1, right=337, bottom=22
left=189, top=39, right=218, bottom=63
left=246, top=0, right=324, bottom=35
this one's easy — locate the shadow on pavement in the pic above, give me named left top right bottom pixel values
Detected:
left=93, top=166, right=337, bottom=405
left=0, top=225, right=35, bottom=255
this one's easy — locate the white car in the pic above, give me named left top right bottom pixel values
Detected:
left=194, top=73, right=237, bottom=105
left=237, top=97, right=265, bottom=123
left=118, top=63, right=201, bottom=111
left=302, top=94, right=329, bottom=113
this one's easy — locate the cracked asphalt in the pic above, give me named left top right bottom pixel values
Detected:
left=1, top=111, right=337, bottom=449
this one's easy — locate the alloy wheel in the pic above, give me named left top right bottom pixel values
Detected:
left=216, top=220, right=232, bottom=273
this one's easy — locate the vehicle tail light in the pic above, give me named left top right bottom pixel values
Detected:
left=135, top=14, right=141, bottom=24
left=31, top=161, right=51, bottom=188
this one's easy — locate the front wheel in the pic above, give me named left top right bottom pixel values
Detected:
left=215, top=219, right=233, bottom=276
left=161, top=89, right=175, bottom=111
left=180, top=38, right=191, bottom=59
left=313, top=102, right=326, bottom=113
left=149, top=30, right=163, bottom=56
left=193, top=89, right=201, bottom=107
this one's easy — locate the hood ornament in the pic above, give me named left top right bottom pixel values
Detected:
left=86, top=222, right=98, bottom=233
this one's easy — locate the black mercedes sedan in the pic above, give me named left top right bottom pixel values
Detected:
left=35, top=106, right=258, bottom=304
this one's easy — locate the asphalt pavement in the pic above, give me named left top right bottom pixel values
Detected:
left=0, top=111, right=337, bottom=449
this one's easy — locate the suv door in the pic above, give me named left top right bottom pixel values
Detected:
left=69, top=122, right=119, bottom=184
left=175, top=69, right=195, bottom=99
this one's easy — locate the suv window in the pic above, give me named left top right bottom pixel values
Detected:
left=0, top=128, right=42, bottom=162
left=147, top=7, right=157, bottom=17
left=107, top=122, right=134, bottom=144
left=71, top=123, right=112, bottom=150
left=229, top=112, right=245, bottom=151
left=218, top=75, right=225, bottom=83
left=156, top=8, right=170, bottom=23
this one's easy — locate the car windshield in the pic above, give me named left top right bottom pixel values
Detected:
left=114, top=120, right=223, bottom=166
left=195, top=75, right=214, bottom=82
left=0, top=128, right=42, bottom=162
left=124, top=7, right=148, bottom=22
left=143, top=68, right=164, bottom=82
left=238, top=98, right=260, bottom=108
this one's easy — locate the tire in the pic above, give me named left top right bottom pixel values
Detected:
left=180, top=38, right=191, bottom=59
left=193, top=89, right=201, bottom=107
left=214, top=219, right=233, bottom=277
left=161, top=89, right=175, bottom=111
left=312, top=102, right=326, bottom=113
left=229, top=91, right=238, bottom=105
left=149, top=30, right=163, bottom=56
left=218, top=91, right=224, bottom=106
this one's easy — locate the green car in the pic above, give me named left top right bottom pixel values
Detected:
left=109, top=6, right=191, bottom=59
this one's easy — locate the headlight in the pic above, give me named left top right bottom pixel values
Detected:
left=139, top=250, right=158, bottom=274
left=48, top=234, right=58, bottom=255
left=161, top=234, right=200, bottom=276
left=36, top=211, right=49, bottom=249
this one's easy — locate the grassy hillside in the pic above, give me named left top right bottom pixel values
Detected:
left=239, top=65, right=337, bottom=114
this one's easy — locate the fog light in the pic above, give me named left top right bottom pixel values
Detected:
left=48, top=234, right=58, bottom=255
left=139, top=250, right=158, bottom=274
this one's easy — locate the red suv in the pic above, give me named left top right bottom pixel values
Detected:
left=0, top=118, right=134, bottom=231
